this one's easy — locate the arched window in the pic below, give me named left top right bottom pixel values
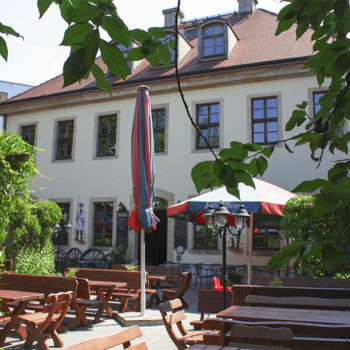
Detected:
left=202, top=24, right=224, bottom=57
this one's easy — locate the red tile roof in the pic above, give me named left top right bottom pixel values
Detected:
left=8, top=9, right=314, bottom=102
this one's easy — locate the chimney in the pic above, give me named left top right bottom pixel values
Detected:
left=162, top=7, right=185, bottom=27
left=237, top=0, right=257, bottom=13
left=0, top=92, right=8, bottom=102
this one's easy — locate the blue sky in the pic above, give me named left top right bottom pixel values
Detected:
left=0, top=0, right=286, bottom=86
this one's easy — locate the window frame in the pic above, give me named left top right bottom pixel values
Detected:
left=247, top=93, right=282, bottom=146
left=151, top=104, right=169, bottom=155
left=195, top=102, right=221, bottom=150
left=20, top=123, right=37, bottom=147
left=193, top=224, right=219, bottom=250
left=53, top=117, right=76, bottom=162
left=198, top=19, right=228, bottom=61
left=253, top=224, right=280, bottom=251
left=92, top=200, right=115, bottom=247
left=96, top=114, right=118, bottom=158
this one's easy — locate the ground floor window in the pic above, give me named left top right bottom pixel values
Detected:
left=54, top=202, right=70, bottom=245
left=253, top=225, right=280, bottom=250
left=194, top=224, right=218, bottom=249
left=94, top=202, right=113, bottom=246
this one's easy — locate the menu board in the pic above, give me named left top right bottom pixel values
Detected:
left=117, top=210, right=129, bottom=243
left=174, top=219, right=187, bottom=249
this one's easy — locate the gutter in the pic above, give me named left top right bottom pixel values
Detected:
left=0, top=55, right=311, bottom=107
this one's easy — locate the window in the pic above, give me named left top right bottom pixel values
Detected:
left=97, top=114, right=117, bottom=157
left=253, top=226, right=280, bottom=250
left=53, top=202, right=70, bottom=245
left=20, top=125, right=36, bottom=146
left=194, top=225, right=218, bottom=249
left=202, top=24, right=224, bottom=57
left=56, top=120, right=74, bottom=160
left=152, top=109, right=166, bottom=153
left=252, top=97, right=278, bottom=144
left=196, top=103, right=220, bottom=149
left=313, top=91, right=328, bottom=133
left=94, top=202, right=113, bottom=246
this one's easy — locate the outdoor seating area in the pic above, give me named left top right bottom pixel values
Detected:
left=0, top=266, right=349, bottom=349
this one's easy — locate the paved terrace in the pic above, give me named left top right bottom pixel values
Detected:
left=4, top=284, right=204, bottom=349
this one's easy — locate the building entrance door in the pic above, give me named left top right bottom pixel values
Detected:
left=144, top=209, right=167, bottom=265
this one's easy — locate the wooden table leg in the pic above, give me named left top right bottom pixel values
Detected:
left=0, top=301, right=28, bottom=345
left=69, top=300, right=89, bottom=330
left=94, top=287, right=114, bottom=323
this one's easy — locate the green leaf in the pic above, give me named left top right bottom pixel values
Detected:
left=148, top=27, right=166, bottom=39
left=61, top=23, right=94, bottom=46
left=334, top=0, right=348, bottom=18
left=37, top=0, right=54, bottom=18
left=83, top=29, right=100, bottom=69
left=276, top=16, right=296, bottom=36
left=63, top=48, right=87, bottom=87
left=59, top=0, right=74, bottom=24
left=100, top=39, right=128, bottom=79
left=226, top=185, right=240, bottom=199
left=266, top=242, right=306, bottom=270
left=71, top=3, right=100, bottom=23
left=191, top=161, right=214, bottom=182
left=261, top=146, right=274, bottom=158
left=285, top=109, right=306, bottom=131
left=0, top=36, right=8, bottom=61
left=242, top=143, right=262, bottom=152
left=168, top=39, right=175, bottom=49
left=233, top=170, right=255, bottom=189
left=130, top=29, right=151, bottom=42
left=322, top=244, right=341, bottom=271
left=102, top=16, right=130, bottom=48
left=213, top=159, right=227, bottom=180
left=313, top=193, right=340, bottom=218
left=90, top=63, right=112, bottom=95
left=301, top=242, right=322, bottom=259
left=292, top=179, right=328, bottom=193
left=158, top=44, right=171, bottom=68
left=127, top=47, right=145, bottom=61
left=328, top=160, right=350, bottom=181
left=146, top=52, right=160, bottom=69
left=332, top=52, right=350, bottom=78
left=249, top=158, right=259, bottom=177
left=256, top=156, right=268, bottom=176
left=0, top=24, right=21, bottom=37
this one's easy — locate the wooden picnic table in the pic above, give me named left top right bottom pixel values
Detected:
left=217, top=305, right=350, bottom=325
left=0, top=289, right=45, bottom=346
left=88, top=280, right=127, bottom=322
left=148, top=275, right=168, bottom=306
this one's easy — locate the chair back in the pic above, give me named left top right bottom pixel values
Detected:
left=230, top=324, right=293, bottom=349
left=65, top=325, right=148, bottom=350
left=159, top=298, right=188, bottom=348
left=45, top=291, right=73, bottom=329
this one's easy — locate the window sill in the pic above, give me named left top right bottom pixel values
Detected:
left=93, top=155, right=119, bottom=160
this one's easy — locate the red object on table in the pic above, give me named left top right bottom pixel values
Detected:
left=213, top=277, right=232, bottom=291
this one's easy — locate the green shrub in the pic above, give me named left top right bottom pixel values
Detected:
left=15, top=243, right=55, bottom=275
left=64, top=268, right=77, bottom=278
left=124, top=264, right=138, bottom=271
left=270, top=276, right=283, bottom=286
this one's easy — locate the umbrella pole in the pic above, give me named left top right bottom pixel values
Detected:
left=247, top=213, right=254, bottom=285
left=140, top=229, right=146, bottom=316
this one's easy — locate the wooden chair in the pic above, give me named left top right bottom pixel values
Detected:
left=159, top=298, right=217, bottom=350
left=229, top=324, right=293, bottom=349
left=161, top=272, right=192, bottom=308
left=65, top=325, right=148, bottom=350
left=18, top=291, right=73, bottom=350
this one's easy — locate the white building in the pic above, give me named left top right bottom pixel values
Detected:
left=0, top=1, right=338, bottom=272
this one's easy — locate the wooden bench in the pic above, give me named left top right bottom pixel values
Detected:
left=245, top=294, right=350, bottom=310
left=111, top=264, right=182, bottom=288
left=202, top=318, right=350, bottom=348
left=231, top=284, right=350, bottom=306
left=74, top=268, right=157, bottom=312
left=191, top=289, right=233, bottom=330
left=65, top=325, right=148, bottom=350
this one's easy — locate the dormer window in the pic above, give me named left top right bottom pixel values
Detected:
left=203, top=24, right=224, bottom=57
left=198, top=19, right=238, bottom=61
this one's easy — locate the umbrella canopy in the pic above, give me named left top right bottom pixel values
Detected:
left=128, top=86, right=159, bottom=232
left=128, top=85, right=159, bottom=316
left=167, top=178, right=296, bottom=222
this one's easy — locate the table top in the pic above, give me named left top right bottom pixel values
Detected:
left=88, top=280, right=127, bottom=289
left=217, top=305, right=350, bottom=325
left=149, top=275, right=167, bottom=281
left=0, top=289, right=45, bottom=303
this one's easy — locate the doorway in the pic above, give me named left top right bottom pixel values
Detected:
left=144, top=209, right=167, bottom=265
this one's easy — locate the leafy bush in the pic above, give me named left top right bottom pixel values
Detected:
left=111, top=239, right=128, bottom=264
left=124, top=264, right=138, bottom=271
left=277, top=195, right=350, bottom=277
left=15, top=244, right=55, bottom=275
left=64, top=268, right=77, bottom=278
left=270, top=276, right=283, bottom=286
